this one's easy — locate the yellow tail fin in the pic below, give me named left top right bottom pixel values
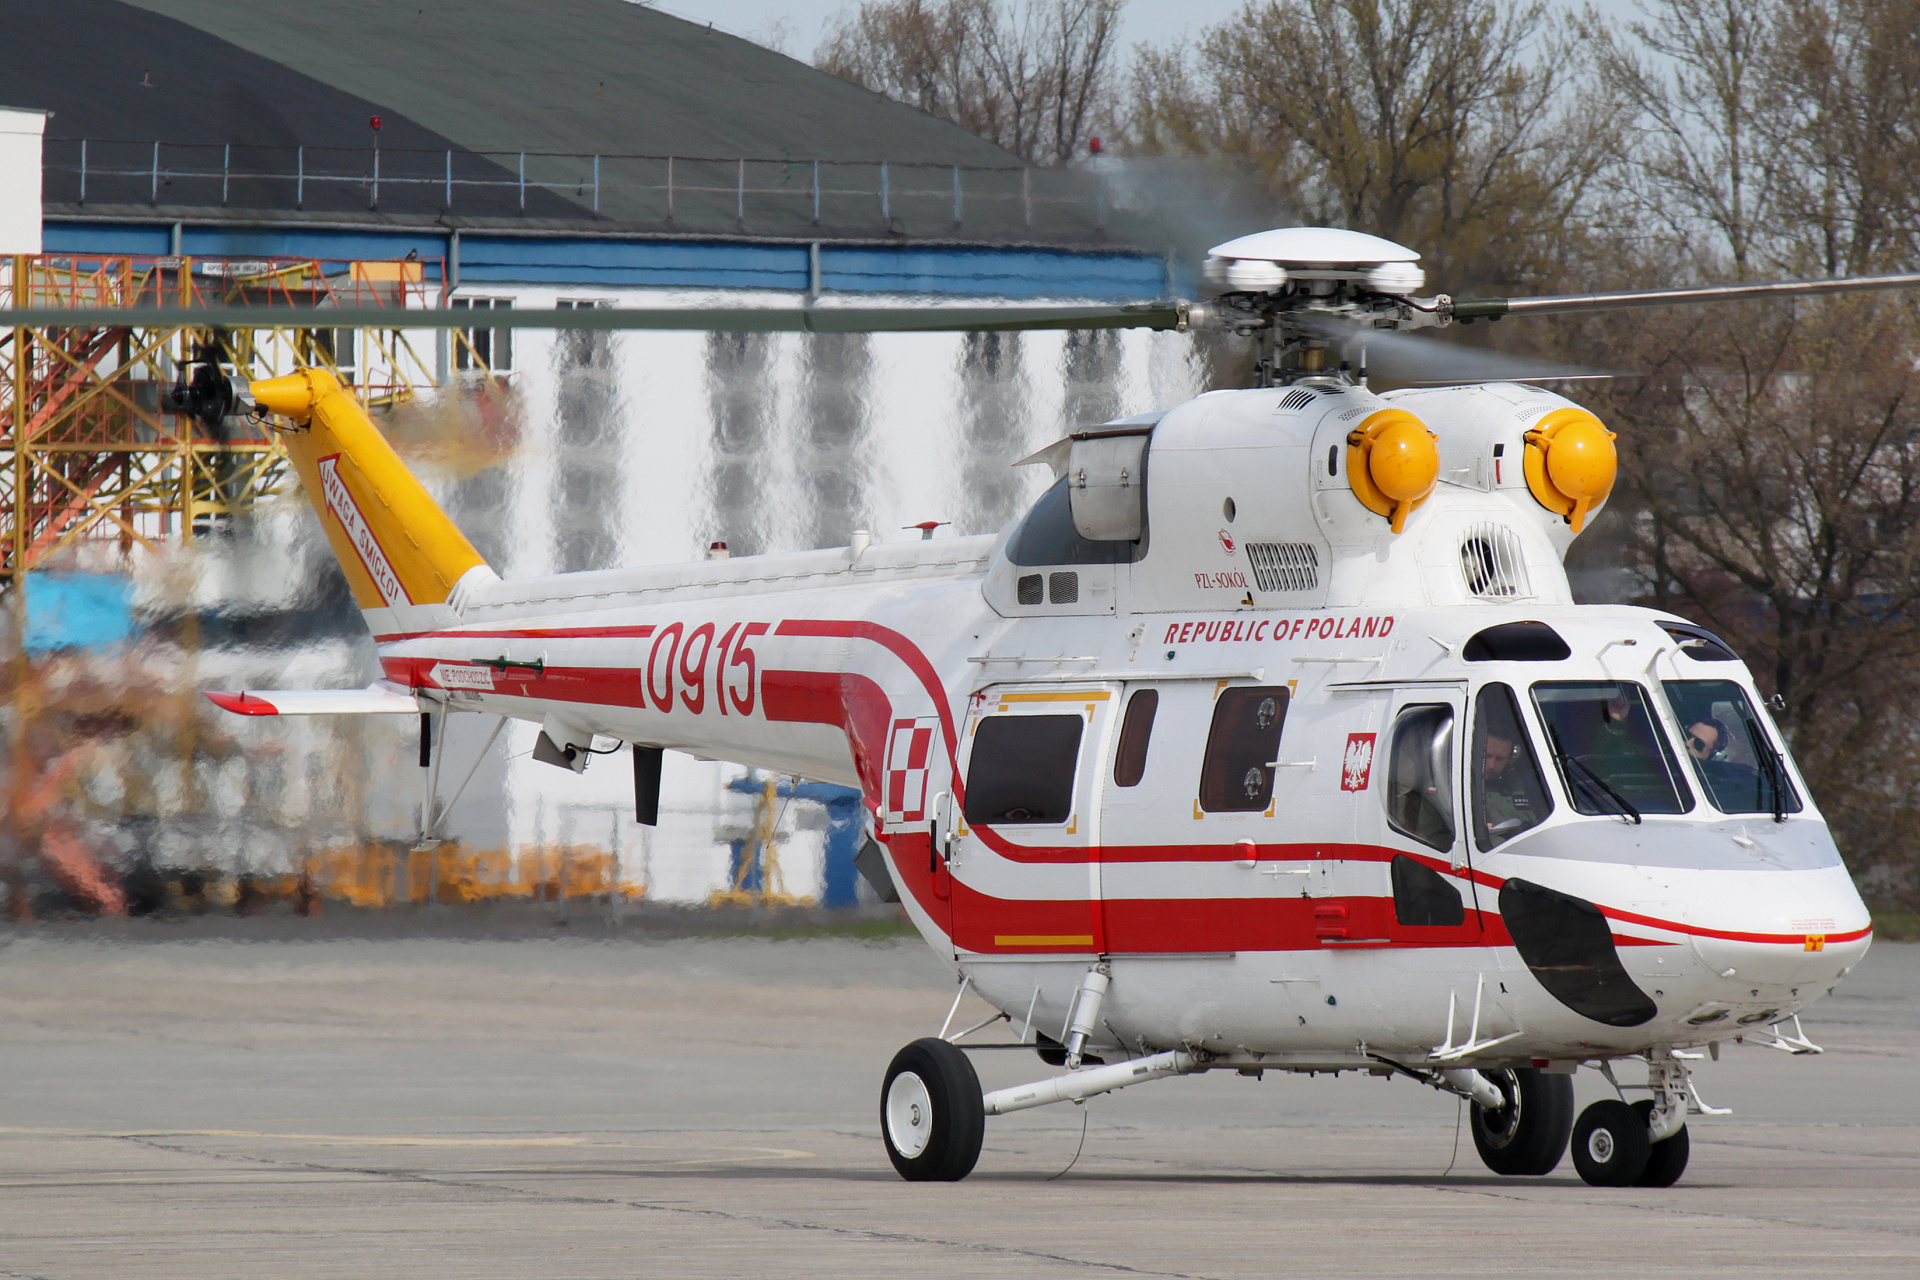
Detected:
left=252, top=368, right=488, bottom=613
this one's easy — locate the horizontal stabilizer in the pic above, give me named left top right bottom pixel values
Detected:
left=205, top=684, right=423, bottom=717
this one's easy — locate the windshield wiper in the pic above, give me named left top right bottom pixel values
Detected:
left=1546, top=725, right=1642, bottom=824
left=1745, top=715, right=1790, bottom=823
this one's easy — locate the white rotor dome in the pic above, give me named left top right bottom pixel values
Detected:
left=1209, top=227, right=1421, bottom=265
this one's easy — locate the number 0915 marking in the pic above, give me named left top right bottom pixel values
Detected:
left=647, top=620, right=769, bottom=717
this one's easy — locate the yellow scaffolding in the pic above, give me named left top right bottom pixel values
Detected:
left=0, top=251, right=487, bottom=585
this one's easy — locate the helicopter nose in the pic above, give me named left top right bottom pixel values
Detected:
left=1682, top=868, right=1870, bottom=991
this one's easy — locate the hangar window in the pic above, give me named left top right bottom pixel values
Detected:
left=452, top=296, right=513, bottom=373
left=963, top=715, right=1083, bottom=825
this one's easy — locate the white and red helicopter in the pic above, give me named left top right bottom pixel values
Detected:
left=179, top=227, right=1918, bottom=1188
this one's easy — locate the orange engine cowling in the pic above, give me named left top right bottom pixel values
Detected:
left=1523, top=407, right=1618, bottom=533
left=1346, top=408, right=1440, bottom=533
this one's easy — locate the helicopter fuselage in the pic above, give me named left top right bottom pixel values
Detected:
left=360, top=380, right=1871, bottom=1073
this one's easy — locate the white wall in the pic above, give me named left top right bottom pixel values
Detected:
left=0, top=107, right=45, bottom=255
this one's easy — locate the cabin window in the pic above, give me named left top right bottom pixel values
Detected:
left=1531, top=682, right=1693, bottom=817
left=1007, top=476, right=1146, bottom=566
left=1386, top=705, right=1456, bottom=852
left=1391, top=855, right=1465, bottom=927
left=1113, top=689, right=1158, bottom=787
left=963, top=715, right=1083, bottom=824
left=1462, top=620, right=1570, bottom=661
left=1661, top=680, right=1803, bottom=816
left=1198, top=686, right=1290, bottom=812
left=1470, top=683, right=1554, bottom=851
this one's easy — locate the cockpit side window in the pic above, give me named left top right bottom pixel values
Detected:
left=1386, top=704, right=1456, bottom=852
left=1530, top=682, right=1693, bottom=817
left=1471, top=683, right=1554, bottom=851
left=1662, top=679, right=1804, bottom=816
left=1007, top=476, right=1147, bottom=566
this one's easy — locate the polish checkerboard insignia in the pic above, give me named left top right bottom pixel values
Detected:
left=885, top=717, right=938, bottom=823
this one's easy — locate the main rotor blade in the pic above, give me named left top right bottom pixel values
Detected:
left=0, top=302, right=1185, bottom=333
left=1453, top=271, right=1920, bottom=320
left=1298, top=315, right=1610, bottom=384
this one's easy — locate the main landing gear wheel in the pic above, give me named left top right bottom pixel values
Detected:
left=881, top=1037, right=985, bottom=1182
left=1470, top=1067, right=1575, bottom=1176
left=1630, top=1099, right=1691, bottom=1187
left=1572, top=1099, right=1652, bottom=1186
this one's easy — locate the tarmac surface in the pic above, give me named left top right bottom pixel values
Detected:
left=1, top=924, right=1915, bottom=1278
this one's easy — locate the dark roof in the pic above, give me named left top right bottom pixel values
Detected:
left=8, top=0, right=1119, bottom=245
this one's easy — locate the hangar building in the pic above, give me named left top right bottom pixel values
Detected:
left=9, top=0, right=1166, bottom=299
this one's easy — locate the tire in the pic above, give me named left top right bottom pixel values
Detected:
left=881, top=1038, right=985, bottom=1182
left=1572, top=1098, right=1652, bottom=1186
left=1631, top=1099, right=1691, bottom=1187
left=1470, top=1067, right=1575, bottom=1176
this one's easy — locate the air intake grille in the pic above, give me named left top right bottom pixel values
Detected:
left=1048, top=571, right=1079, bottom=604
left=1245, top=542, right=1320, bottom=592
left=1278, top=388, right=1317, bottom=411
left=1017, top=574, right=1043, bottom=605
left=1460, top=522, right=1532, bottom=599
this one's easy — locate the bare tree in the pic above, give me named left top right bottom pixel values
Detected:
left=1582, top=0, right=1779, bottom=277
left=817, top=0, right=1126, bottom=166
left=1561, top=294, right=1920, bottom=907
left=1766, top=0, right=1920, bottom=276
left=1124, top=0, right=1611, bottom=289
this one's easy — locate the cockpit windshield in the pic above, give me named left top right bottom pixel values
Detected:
left=1531, top=682, right=1694, bottom=817
left=1661, top=680, right=1804, bottom=816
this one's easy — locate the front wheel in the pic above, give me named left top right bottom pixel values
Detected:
left=1630, top=1099, right=1690, bottom=1187
left=1572, top=1098, right=1652, bottom=1186
left=881, top=1038, right=985, bottom=1182
left=1470, top=1067, right=1574, bottom=1176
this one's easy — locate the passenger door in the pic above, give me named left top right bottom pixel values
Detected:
left=1371, top=686, right=1486, bottom=934
left=948, top=684, right=1117, bottom=956
left=1099, top=679, right=1293, bottom=954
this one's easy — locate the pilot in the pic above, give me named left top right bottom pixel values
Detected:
left=1686, top=716, right=1730, bottom=761
left=1581, top=686, right=1645, bottom=776
left=1479, top=728, right=1526, bottom=839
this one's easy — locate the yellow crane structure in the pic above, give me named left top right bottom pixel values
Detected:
left=0, top=251, right=457, bottom=585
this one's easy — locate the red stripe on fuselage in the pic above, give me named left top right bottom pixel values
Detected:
left=375, top=618, right=1861, bottom=954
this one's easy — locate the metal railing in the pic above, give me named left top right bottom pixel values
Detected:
left=43, top=139, right=1112, bottom=235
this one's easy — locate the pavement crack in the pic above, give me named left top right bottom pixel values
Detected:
left=109, top=1136, right=1215, bottom=1279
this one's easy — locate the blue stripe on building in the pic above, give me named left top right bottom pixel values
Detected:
left=44, top=222, right=1169, bottom=300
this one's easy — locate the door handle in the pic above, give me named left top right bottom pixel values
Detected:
left=928, top=790, right=950, bottom=873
